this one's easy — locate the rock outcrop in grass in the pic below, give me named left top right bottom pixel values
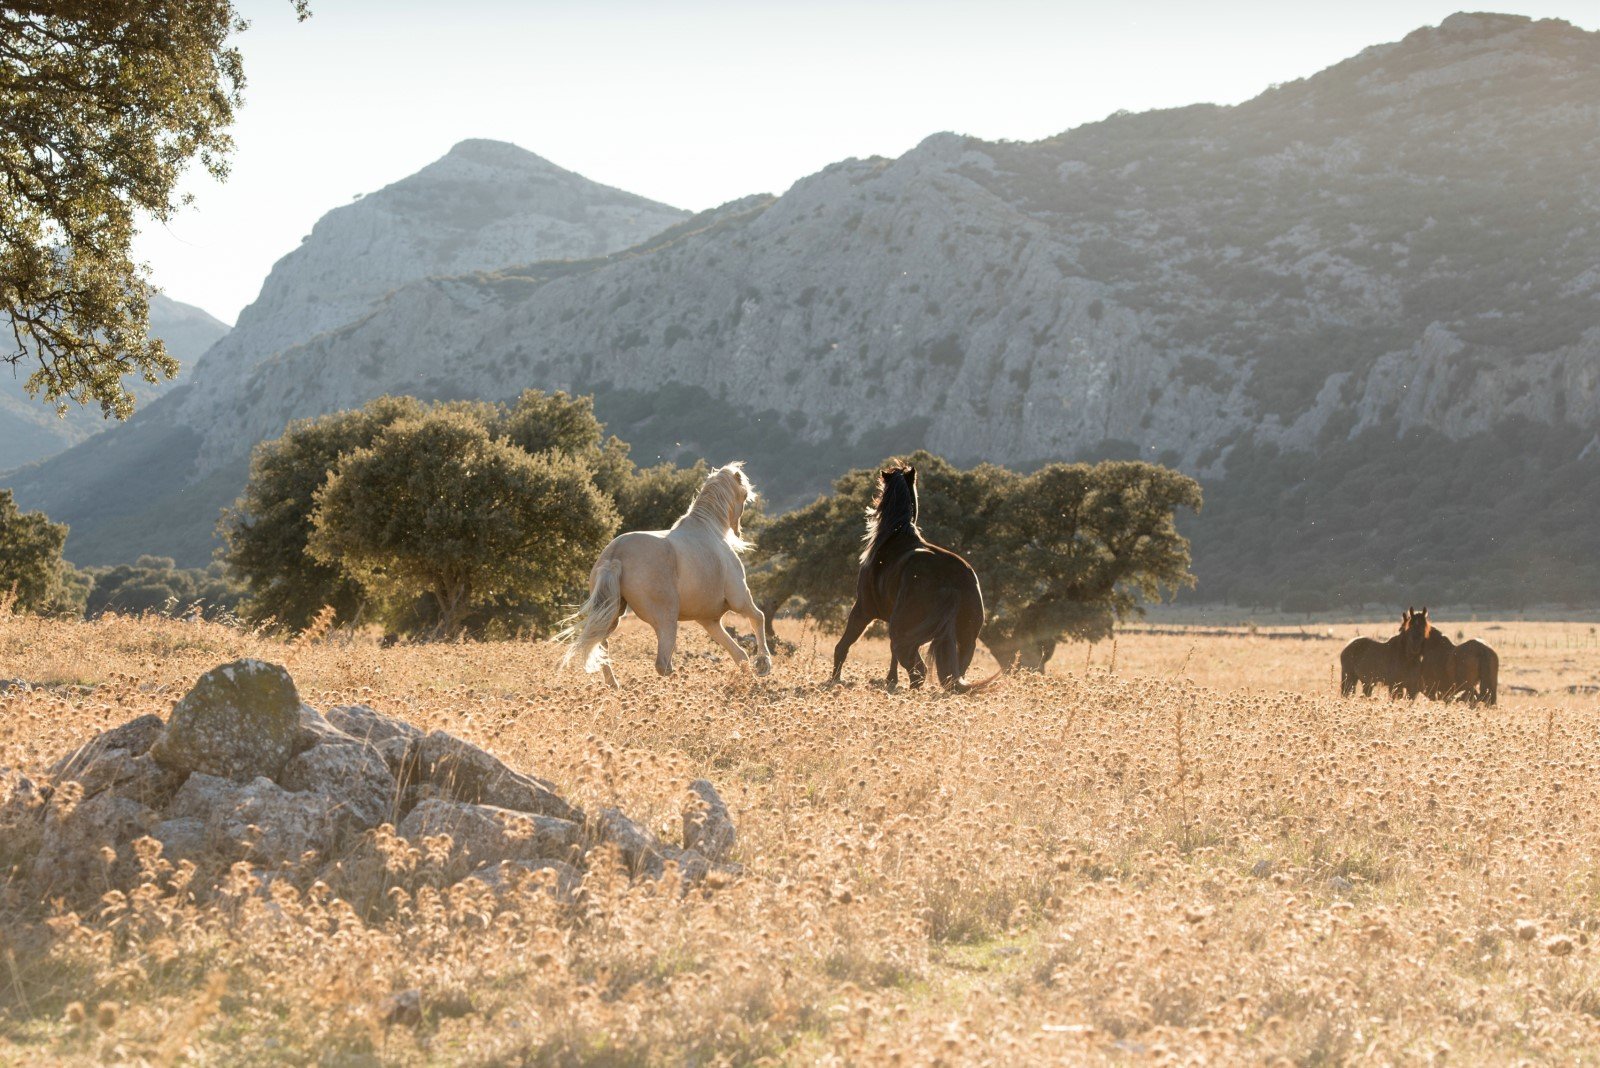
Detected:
left=4, top=658, right=735, bottom=905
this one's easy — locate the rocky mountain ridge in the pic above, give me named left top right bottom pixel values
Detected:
left=5, top=12, right=1598, bottom=605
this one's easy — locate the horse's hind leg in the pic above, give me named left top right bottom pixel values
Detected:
left=892, top=637, right=928, bottom=689
left=629, top=593, right=679, bottom=677
left=599, top=599, right=627, bottom=689
left=652, top=621, right=679, bottom=677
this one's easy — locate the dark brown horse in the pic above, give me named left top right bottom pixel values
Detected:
left=1455, top=639, right=1499, bottom=706
left=1339, top=609, right=1424, bottom=697
left=1422, top=627, right=1499, bottom=706
left=831, top=466, right=996, bottom=692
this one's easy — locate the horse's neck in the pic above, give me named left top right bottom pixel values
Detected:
left=869, top=525, right=923, bottom=561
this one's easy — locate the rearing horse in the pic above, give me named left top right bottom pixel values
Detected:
left=560, top=462, right=773, bottom=688
left=832, top=465, right=996, bottom=692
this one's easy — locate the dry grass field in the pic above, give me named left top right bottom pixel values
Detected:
left=4, top=609, right=1600, bottom=1065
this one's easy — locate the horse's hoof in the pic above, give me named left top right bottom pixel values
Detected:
left=753, top=655, right=773, bottom=677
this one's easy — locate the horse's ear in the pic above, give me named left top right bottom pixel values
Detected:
left=906, top=466, right=917, bottom=486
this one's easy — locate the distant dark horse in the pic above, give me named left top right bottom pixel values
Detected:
left=1420, top=621, right=1500, bottom=706
left=1339, top=608, right=1424, bottom=697
left=831, top=465, right=997, bottom=692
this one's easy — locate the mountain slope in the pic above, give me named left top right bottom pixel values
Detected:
left=1, top=140, right=688, bottom=563
left=0, top=294, right=231, bottom=468
left=8, top=13, right=1599, bottom=606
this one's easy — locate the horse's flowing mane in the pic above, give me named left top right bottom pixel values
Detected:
left=860, top=466, right=919, bottom=563
left=674, top=462, right=756, bottom=553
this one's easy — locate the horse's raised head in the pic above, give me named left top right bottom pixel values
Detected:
left=871, top=463, right=920, bottom=529
left=1401, top=605, right=1432, bottom=658
left=718, top=461, right=755, bottom=543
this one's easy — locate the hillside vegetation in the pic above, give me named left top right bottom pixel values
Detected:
left=3, top=614, right=1599, bottom=1063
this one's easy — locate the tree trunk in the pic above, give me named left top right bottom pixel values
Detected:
left=433, top=577, right=472, bottom=640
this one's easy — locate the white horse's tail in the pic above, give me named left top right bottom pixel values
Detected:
left=558, top=558, right=623, bottom=673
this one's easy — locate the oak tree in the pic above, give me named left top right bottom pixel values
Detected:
left=2, top=0, right=306, bottom=417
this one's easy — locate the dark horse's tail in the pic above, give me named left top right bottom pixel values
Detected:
left=930, top=588, right=1001, bottom=694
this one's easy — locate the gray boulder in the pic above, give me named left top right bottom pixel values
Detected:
left=167, top=773, right=336, bottom=868
left=398, top=798, right=581, bottom=869
left=280, top=741, right=397, bottom=833
left=416, top=731, right=579, bottom=822
left=49, top=750, right=186, bottom=808
left=588, top=807, right=671, bottom=879
left=48, top=714, right=166, bottom=783
left=30, top=791, right=158, bottom=893
left=150, top=660, right=301, bottom=782
left=1, top=770, right=46, bottom=812
left=683, top=780, right=736, bottom=862
left=150, top=817, right=209, bottom=865
left=376, top=735, right=421, bottom=789
left=293, top=705, right=357, bottom=753
left=326, top=704, right=421, bottom=747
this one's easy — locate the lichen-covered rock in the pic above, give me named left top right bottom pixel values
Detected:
left=417, top=731, right=579, bottom=822
left=49, top=750, right=187, bottom=808
left=151, top=817, right=209, bottom=865
left=670, top=848, right=712, bottom=886
left=294, top=705, right=357, bottom=753
left=150, top=661, right=301, bottom=782
left=30, top=791, right=158, bottom=893
left=0, top=769, right=46, bottom=812
left=48, top=714, right=166, bottom=783
left=280, top=741, right=397, bottom=833
left=377, top=736, right=421, bottom=792
left=398, top=798, right=581, bottom=869
left=326, top=705, right=422, bottom=747
left=588, top=807, right=670, bottom=879
left=167, top=773, right=336, bottom=868
left=683, top=779, right=736, bottom=862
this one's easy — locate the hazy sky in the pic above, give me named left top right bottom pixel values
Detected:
left=136, top=1, right=1600, bottom=324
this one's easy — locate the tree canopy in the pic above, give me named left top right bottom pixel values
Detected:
left=85, top=555, right=242, bottom=620
left=220, top=395, right=424, bottom=630
left=221, top=390, right=707, bottom=636
left=2, top=0, right=305, bottom=417
left=0, top=488, right=87, bottom=615
left=308, top=409, right=618, bottom=638
left=750, top=451, right=1202, bottom=670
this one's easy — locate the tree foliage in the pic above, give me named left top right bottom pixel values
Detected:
left=220, top=395, right=424, bottom=630
left=2, top=1, right=305, bottom=418
left=750, top=451, right=1202, bottom=670
left=0, top=488, right=86, bottom=614
left=221, top=390, right=706, bottom=636
left=308, top=410, right=618, bottom=638
left=85, top=554, right=242, bottom=619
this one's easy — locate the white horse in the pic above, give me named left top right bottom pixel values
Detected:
left=559, top=461, right=774, bottom=688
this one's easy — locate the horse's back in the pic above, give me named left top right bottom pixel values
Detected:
left=601, top=530, right=676, bottom=595
left=1341, top=637, right=1375, bottom=668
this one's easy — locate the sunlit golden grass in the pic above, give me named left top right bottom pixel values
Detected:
left=3, top=610, right=1600, bottom=1063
